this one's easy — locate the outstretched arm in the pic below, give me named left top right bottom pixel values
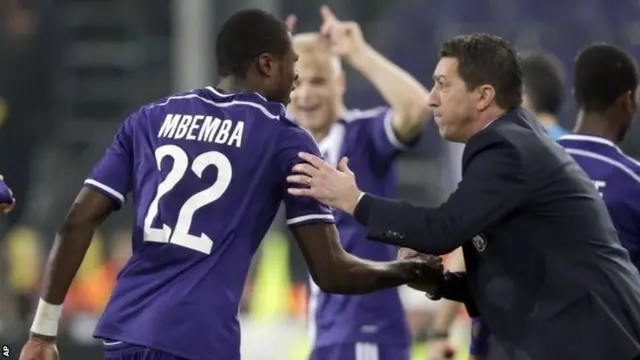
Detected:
left=292, top=223, right=444, bottom=294
left=288, top=140, right=527, bottom=255
left=320, top=5, right=431, bottom=142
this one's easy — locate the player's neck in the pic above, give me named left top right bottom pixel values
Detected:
left=535, top=112, right=558, bottom=128
left=574, top=111, right=620, bottom=144
left=216, top=77, right=259, bottom=96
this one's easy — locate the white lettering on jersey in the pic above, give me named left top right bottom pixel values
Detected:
left=158, top=114, right=244, bottom=148
left=592, top=180, right=606, bottom=197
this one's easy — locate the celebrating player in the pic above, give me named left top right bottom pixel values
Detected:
left=18, top=9, right=442, bottom=360
left=288, top=6, right=431, bottom=360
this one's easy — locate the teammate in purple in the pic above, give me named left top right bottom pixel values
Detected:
left=287, top=6, right=431, bottom=360
left=559, top=43, right=640, bottom=270
left=18, top=9, right=441, bottom=360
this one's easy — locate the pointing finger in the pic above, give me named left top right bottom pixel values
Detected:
left=320, top=5, right=338, bottom=23
left=285, top=14, right=297, bottom=32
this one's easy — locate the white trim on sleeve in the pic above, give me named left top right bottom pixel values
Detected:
left=382, top=109, right=409, bottom=151
left=84, top=179, right=125, bottom=204
left=286, top=214, right=335, bottom=225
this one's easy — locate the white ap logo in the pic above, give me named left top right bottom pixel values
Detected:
left=472, top=234, right=488, bottom=252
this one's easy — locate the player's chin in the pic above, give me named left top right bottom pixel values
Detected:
left=281, top=94, right=292, bottom=106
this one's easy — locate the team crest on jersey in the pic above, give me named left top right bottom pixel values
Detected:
left=472, top=234, right=488, bottom=252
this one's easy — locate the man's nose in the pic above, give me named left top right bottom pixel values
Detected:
left=428, top=90, right=439, bottom=107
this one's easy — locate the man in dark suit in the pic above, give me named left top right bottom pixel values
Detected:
left=287, top=33, right=640, bottom=360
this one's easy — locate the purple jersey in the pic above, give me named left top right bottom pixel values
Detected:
left=558, top=134, right=640, bottom=270
left=86, top=87, right=334, bottom=360
left=308, top=107, right=412, bottom=348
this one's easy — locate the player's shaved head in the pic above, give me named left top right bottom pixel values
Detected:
left=289, top=32, right=346, bottom=135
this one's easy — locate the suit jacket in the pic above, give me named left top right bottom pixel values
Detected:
left=354, top=108, right=640, bottom=360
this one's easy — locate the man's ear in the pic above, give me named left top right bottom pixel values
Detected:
left=476, top=85, right=496, bottom=111
left=256, top=53, right=274, bottom=77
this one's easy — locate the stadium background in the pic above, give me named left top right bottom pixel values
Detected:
left=1, top=0, right=639, bottom=359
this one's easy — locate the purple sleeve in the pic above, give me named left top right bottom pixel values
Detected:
left=84, top=116, right=135, bottom=208
left=277, top=126, right=335, bottom=227
left=361, top=107, right=418, bottom=167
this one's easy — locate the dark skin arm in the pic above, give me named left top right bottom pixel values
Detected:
left=32, top=187, right=116, bottom=341
left=291, top=223, right=443, bottom=294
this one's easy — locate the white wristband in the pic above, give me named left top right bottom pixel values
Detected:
left=30, top=299, right=63, bottom=337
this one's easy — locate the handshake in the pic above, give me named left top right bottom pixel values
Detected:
left=397, top=248, right=446, bottom=295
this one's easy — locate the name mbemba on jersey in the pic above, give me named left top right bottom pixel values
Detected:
left=158, top=113, right=244, bottom=148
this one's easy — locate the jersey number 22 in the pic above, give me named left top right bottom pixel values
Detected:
left=143, top=144, right=232, bottom=254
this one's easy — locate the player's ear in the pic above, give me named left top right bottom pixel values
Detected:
left=256, top=53, right=274, bottom=77
left=616, top=90, right=635, bottom=114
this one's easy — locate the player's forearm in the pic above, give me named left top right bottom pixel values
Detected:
left=40, top=222, right=96, bottom=304
left=30, top=219, right=97, bottom=339
left=321, top=254, right=415, bottom=294
left=347, top=44, right=430, bottom=140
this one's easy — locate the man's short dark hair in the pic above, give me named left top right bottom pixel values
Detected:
left=439, top=33, right=523, bottom=110
left=216, top=9, right=290, bottom=78
left=574, top=43, right=639, bottom=113
left=521, top=52, right=565, bottom=115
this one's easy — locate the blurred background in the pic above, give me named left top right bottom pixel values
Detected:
left=1, top=0, right=639, bottom=359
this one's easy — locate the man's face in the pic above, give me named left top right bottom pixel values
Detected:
left=429, top=57, right=478, bottom=142
left=263, top=38, right=298, bottom=105
left=289, top=53, right=344, bottom=133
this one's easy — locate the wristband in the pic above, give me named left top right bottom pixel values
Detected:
left=469, top=317, right=491, bottom=356
left=30, top=299, right=62, bottom=337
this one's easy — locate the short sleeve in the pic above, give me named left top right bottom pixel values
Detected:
left=276, top=125, right=335, bottom=227
left=362, top=107, right=419, bottom=166
left=84, top=116, right=135, bottom=208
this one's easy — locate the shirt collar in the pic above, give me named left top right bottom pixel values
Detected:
left=558, top=134, right=618, bottom=150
